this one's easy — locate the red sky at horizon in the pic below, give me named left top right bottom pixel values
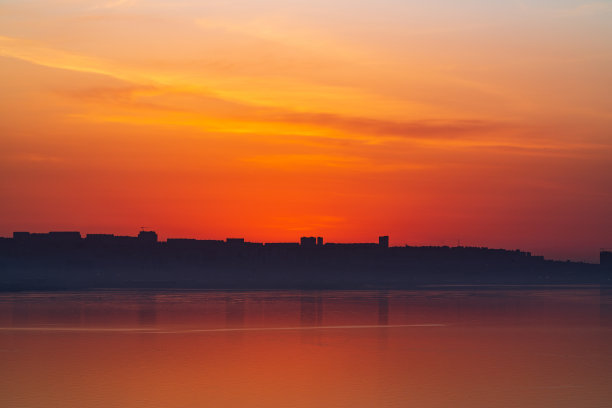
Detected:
left=1, top=0, right=611, bottom=262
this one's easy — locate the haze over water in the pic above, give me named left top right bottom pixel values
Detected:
left=1, top=289, right=611, bottom=407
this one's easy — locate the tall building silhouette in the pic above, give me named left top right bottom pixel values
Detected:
left=379, top=235, right=389, bottom=248
left=300, top=237, right=316, bottom=247
left=138, top=230, right=158, bottom=243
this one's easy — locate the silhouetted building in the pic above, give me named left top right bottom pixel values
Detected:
left=30, top=233, right=51, bottom=241
left=379, top=235, right=389, bottom=248
left=86, top=234, right=115, bottom=242
left=300, top=237, right=316, bottom=247
left=226, top=238, right=245, bottom=245
left=244, top=242, right=264, bottom=248
left=325, top=242, right=378, bottom=249
left=138, top=230, right=158, bottom=243
left=317, top=237, right=324, bottom=246
left=113, top=235, right=138, bottom=245
left=166, top=238, right=224, bottom=249
left=13, top=232, right=30, bottom=241
left=602, top=251, right=612, bottom=269
left=48, top=231, right=82, bottom=242
left=165, top=238, right=196, bottom=250
left=265, top=242, right=299, bottom=248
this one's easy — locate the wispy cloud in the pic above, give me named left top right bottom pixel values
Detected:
left=0, top=35, right=139, bottom=83
left=53, top=81, right=506, bottom=144
left=57, top=85, right=177, bottom=112
left=0, top=34, right=378, bottom=117
left=195, top=17, right=365, bottom=60
left=277, top=112, right=506, bottom=141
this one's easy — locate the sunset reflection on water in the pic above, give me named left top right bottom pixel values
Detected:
left=1, top=289, right=611, bottom=407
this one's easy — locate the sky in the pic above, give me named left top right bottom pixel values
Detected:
left=0, top=0, right=611, bottom=262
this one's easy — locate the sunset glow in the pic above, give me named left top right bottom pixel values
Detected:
left=1, top=0, right=611, bottom=261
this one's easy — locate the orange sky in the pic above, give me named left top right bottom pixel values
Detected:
left=1, top=0, right=611, bottom=261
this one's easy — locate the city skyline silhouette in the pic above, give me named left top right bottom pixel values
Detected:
left=1, top=228, right=610, bottom=291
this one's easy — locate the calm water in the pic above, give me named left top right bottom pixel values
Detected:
left=1, top=289, right=611, bottom=407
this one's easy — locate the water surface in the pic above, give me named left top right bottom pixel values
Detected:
left=1, top=289, right=611, bottom=407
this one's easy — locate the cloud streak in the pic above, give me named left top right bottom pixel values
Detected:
left=277, top=112, right=506, bottom=140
